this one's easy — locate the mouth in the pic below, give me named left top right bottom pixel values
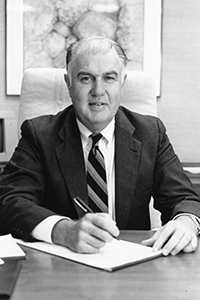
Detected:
left=89, top=102, right=106, bottom=106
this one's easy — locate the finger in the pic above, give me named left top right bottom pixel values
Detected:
left=79, top=214, right=118, bottom=243
left=162, top=230, right=189, bottom=256
left=91, top=214, right=119, bottom=238
left=171, top=233, right=197, bottom=255
left=89, top=223, right=114, bottom=243
left=75, top=238, right=103, bottom=254
left=151, top=221, right=177, bottom=252
left=160, top=223, right=190, bottom=256
left=82, top=232, right=107, bottom=250
left=70, top=225, right=106, bottom=253
left=95, top=212, right=113, bottom=219
left=95, top=213, right=118, bottom=227
left=182, top=235, right=198, bottom=253
left=141, top=229, right=161, bottom=247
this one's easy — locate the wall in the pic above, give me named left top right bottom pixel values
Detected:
left=0, top=0, right=200, bottom=162
left=158, top=0, right=200, bottom=162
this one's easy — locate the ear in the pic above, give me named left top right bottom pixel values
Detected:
left=122, top=73, right=127, bottom=87
left=64, top=74, right=72, bottom=97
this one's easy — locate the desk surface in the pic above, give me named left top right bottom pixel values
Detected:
left=11, top=231, right=200, bottom=300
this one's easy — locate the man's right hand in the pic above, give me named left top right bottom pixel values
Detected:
left=51, top=213, right=119, bottom=253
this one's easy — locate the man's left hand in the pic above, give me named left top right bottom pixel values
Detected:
left=141, top=216, right=198, bottom=256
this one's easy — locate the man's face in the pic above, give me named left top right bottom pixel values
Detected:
left=65, top=49, right=126, bottom=133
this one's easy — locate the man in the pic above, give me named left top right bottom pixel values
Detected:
left=0, top=37, right=200, bottom=256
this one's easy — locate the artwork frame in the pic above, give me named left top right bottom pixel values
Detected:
left=6, top=0, right=162, bottom=96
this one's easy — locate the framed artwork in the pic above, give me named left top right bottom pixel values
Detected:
left=6, top=0, right=162, bottom=96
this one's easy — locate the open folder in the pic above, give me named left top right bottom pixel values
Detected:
left=16, top=238, right=162, bottom=272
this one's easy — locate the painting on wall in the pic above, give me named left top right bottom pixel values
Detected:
left=6, top=0, right=162, bottom=96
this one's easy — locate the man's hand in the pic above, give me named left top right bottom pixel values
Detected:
left=52, top=213, right=119, bottom=253
left=141, top=216, right=198, bottom=256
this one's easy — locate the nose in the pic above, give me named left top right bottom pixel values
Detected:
left=91, top=78, right=105, bottom=97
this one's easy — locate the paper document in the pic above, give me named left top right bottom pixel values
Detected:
left=16, top=238, right=162, bottom=272
left=0, top=259, right=4, bottom=265
left=0, top=234, right=26, bottom=259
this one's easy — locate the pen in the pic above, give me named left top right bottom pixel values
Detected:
left=73, top=196, right=119, bottom=240
left=73, top=196, right=94, bottom=213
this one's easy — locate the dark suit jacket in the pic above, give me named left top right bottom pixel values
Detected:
left=0, top=105, right=200, bottom=240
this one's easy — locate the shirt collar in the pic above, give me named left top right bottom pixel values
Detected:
left=76, top=118, right=115, bottom=146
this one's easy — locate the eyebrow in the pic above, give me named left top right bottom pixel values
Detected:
left=104, top=71, right=118, bottom=77
left=77, top=72, right=91, bottom=78
left=77, top=71, right=119, bottom=78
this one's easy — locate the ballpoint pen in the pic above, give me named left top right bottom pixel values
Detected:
left=73, top=196, right=119, bottom=240
left=73, top=196, right=94, bottom=213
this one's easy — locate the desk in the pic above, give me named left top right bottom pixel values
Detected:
left=11, top=231, right=200, bottom=300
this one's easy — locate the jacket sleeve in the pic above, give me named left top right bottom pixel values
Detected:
left=152, top=118, right=200, bottom=224
left=0, top=120, right=57, bottom=241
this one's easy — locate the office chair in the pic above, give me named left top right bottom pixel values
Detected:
left=19, top=68, right=161, bottom=229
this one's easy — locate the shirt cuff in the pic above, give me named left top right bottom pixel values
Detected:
left=173, top=213, right=200, bottom=235
left=31, top=215, right=69, bottom=243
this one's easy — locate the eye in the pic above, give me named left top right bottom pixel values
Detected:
left=80, top=75, right=93, bottom=84
left=104, top=75, right=117, bottom=83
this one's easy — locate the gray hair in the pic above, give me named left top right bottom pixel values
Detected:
left=66, top=36, right=128, bottom=77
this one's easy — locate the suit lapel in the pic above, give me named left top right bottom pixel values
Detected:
left=55, top=109, right=88, bottom=208
left=115, top=109, right=141, bottom=229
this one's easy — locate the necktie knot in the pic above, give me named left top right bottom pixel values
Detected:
left=91, top=133, right=102, bottom=147
left=90, top=133, right=102, bottom=156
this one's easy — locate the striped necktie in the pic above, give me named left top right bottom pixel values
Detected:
left=87, top=133, right=108, bottom=213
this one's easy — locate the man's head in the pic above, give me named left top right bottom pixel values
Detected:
left=65, top=36, right=128, bottom=133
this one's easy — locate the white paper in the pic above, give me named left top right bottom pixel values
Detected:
left=0, top=258, right=4, bottom=265
left=16, top=238, right=162, bottom=272
left=0, top=234, right=26, bottom=259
